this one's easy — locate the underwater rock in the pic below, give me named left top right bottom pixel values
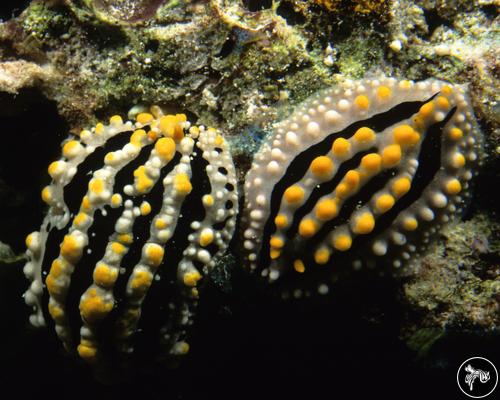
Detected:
left=243, top=77, right=482, bottom=297
left=0, top=60, right=53, bottom=94
left=403, top=213, right=500, bottom=333
left=23, top=107, right=238, bottom=373
left=66, top=0, right=166, bottom=25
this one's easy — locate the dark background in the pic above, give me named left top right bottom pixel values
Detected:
left=2, top=257, right=500, bottom=400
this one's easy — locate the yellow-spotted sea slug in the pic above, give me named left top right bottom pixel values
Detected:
left=243, top=77, right=482, bottom=298
left=23, top=107, right=238, bottom=372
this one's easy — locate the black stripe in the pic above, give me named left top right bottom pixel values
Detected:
left=256, top=96, right=437, bottom=272
left=96, top=152, right=182, bottom=360
left=131, top=147, right=211, bottom=364
left=357, top=107, right=457, bottom=243
left=64, top=142, right=156, bottom=347
left=63, top=131, right=131, bottom=215
left=286, top=149, right=376, bottom=240
left=268, top=106, right=455, bottom=293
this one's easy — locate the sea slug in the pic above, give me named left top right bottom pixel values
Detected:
left=243, top=77, right=482, bottom=297
left=23, top=107, right=238, bottom=371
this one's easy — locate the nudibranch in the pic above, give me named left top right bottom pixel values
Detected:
left=243, top=77, right=482, bottom=297
left=23, top=107, right=238, bottom=371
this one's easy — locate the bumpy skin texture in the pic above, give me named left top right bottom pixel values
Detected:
left=243, top=77, right=482, bottom=297
left=23, top=108, right=238, bottom=371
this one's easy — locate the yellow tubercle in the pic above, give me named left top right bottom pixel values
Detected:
left=298, top=219, right=318, bottom=237
left=376, top=86, right=392, bottom=100
left=93, top=263, right=118, bottom=288
left=49, top=259, right=66, bottom=279
left=48, top=161, right=62, bottom=178
left=89, top=178, right=105, bottom=194
left=284, top=185, right=304, bottom=204
left=344, top=170, right=360, bottom=188
left=155, top=218, right=167, bottom=229
left=202, top=194, right=214, bottom=207
left=41, top=186, right=52, bottom=204
left=62, top=140, right=81, bottom=159
left=104, top=152, right=115, bottom=165
left=159, top=114, right=186, bottom=142
left=155, top=137, right=176, bottom=161
left=136, top=113, right=154, bottom=125
left=73, top=212, right=89, bottom=228
left=452, top=153, right=466, bottom=168
left=445, top=179, right=462, bottom=195
left=145, top=243, right=164, bottom=267
left=392, top=177, right=411, bottom=198
left=46, top=274, right=62, bottom=297
left=436, top=96, right=450, bottom=109
left=95, top=123, right=105, bottom=135
left=332, top=137, right=350, bottom=157
left=293, top=259, right=305, bottom=273
left=336, top=183, right=351, bottom=199
left=77, top=344, right=97, bottom=362
left=111, top=242, right=126, bottom=255
left=381, top=144, right=402, bottom=168
left=130, top=129, right=147, bottom=146
left=199, top=229, right=214, bottom=247
left=189, top=126, right=200, bottom=137
left=270, top=236, right=284, bottom=249
left=353, top=212, right=375, bottom=234
left=412, top=115, right=426, bottom=131
left=140, top=201, right=152, bottom=216
left=130, top=270, right=153, bottom=292
left=333, top=234, right=352, bottom=251
left=448, top=127, right=463, bottom=141
left=270, top=249, right=281, bottom=259
left=147, top=130, right=158, bottom=141
left=441, top=85, right=453, bottom=95
left=419, top=102, right=434, bottom=118
left=61, top=234, right=83, bottom=263
left=81, top=196, right=91, bottom=212
left=174, top=173, right=193, bottom=195
left=117, top=233, right=133, bottom=244
left=400, top=80, right=412, bottom=90
left=48, top=303, right=65, bottom=323
left=403, top=217, right=418, bottom=231
left=314, top=247, right=330, bottom=265
left=25, top=233, right=34, bottom=250
left=183, top=271, right=202, bottom=287
left=353, top=127, right=375, bottom=143
left=176, top=341, right=190, bottom=355
left=315, top=198, right=338, bottom=221
left=274, top=214, right=288, bottom=229
left=393, top=125, right=420, bottom=146
left=361, top=153, right=382, bottom=173
left=375, top=194, right=395, bottom=213
left=310, top=156, right=334, bottom=179
left=354, top=95, right=370, bottom=110
left=215, top=135, right=224, bottom=146
left=109, top=115, right=123, bottom=125
left=80, top=292, right=113, bottom=323
left=134, top=165, right=153, bottom=194
left=111, top=193, right=122, bottom=207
